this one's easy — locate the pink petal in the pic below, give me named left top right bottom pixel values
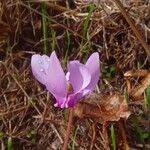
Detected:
left=67, top=88, right=92, bottom=107
left=45, top=51, right=67, bottom=98
left=65, top=72, right=70, bottom=81
left=31, top=54, right=50, bottom=85
left=68, top=61, right=91, bottom=93
left=31, top=51, right=67, bottom=103
left=54, top=97, right=67, bottom=108
left=85, top=52, right=100, bottom=90
left=66, top=92, right=83, bottom=107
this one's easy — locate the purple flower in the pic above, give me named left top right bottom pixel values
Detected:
left=31, top=51, right=100, bottom=108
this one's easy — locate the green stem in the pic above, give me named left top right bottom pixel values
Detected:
left=41, top=2, right=48, bottom=54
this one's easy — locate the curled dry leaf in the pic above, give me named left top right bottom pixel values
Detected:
left=74, top=91, right=131, bottom=123
left=124, top=69, right=150, bottom=100
left=130, top=73, right=150, bottom=100
left=124, top=69, right=149, bottom=78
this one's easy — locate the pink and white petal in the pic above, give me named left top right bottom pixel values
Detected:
left=45, top=51, right=67, bottom=98
left=85, top=52, right=100, bottom=90
left=42, top=55, right=51, bottom=70
left=66, top=88, right=91, bottom=108
left=66, top=92, right=84, bottom=107
left=31, top=54, right=48, bottom=85
left=82, top=89, right=91, bottom=96
left=53, top=96, right=67, bottom=108
left=65, top=72, right=70, bottom=81
left=79, top=66, right=91, bottom=89
left=68, top=61, right=91, bottom=93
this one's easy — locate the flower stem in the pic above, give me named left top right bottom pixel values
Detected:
left=62, top=108, right=74, bottom=150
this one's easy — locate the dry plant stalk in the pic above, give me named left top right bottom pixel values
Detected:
left=73, top=92, right=130, bottom=150
left=62, top=108, right=74, bottom=150
left=62, top=91, right=131, bottom=150
left=117, top=121, right=130, bottom=150
left=113, top=0, right=150, bottom=56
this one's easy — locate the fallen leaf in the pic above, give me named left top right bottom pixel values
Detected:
left=130, top=73, right=150, bottom=100
left=124, top=69, right=149, bottom=78
left=74, top=91, right=131, bottom=123
left=124, top=69, right=150, bottom=100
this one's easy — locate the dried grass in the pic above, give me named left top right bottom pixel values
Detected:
left=0, top=0, right=150, bottom=149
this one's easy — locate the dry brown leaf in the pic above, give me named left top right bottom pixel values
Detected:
left=74, top=91, right=131, bottom=123
left=130, top=73, right=150, bottom=100
left=124, top=69, right=149, bottom=78
left=124, top=69, right=150, bottom=100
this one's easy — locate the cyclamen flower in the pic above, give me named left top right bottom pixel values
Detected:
left=31, top=51, right=100, bottom=108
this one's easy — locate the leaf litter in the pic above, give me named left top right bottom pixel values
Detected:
left=0, top=0, right=150, bottom=149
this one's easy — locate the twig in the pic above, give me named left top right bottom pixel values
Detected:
left=113, top=0, right=150, bottom=57
left=102, top=123, right=110, bottom=150
left=90, top=123, right=96, bottom=150
left=118, top=121, right=129, bottom=150
left=3, top=63, right=41, bottom=115
left=51, top=124, right=63, bottom=144
left=62, top=108, right=74, bottom=150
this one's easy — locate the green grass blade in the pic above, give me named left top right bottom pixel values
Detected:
left=72, top=127, right=78, bottom=150
left=51, top=30, right=56, bottom=51
left=83, top=3, right=95, bottom=37
left=145, top=86, right=150, bottom=110
left=80, top=3, right=95, bottom=55
left=132, top=117, right=149, bottom=148
left=7, top=137, right=13, bottom=150
left=41, top=2, right=48, bottom=54
left=111, top=124, right=116, bottom=150
left=64, top=30, right=71, bottom=63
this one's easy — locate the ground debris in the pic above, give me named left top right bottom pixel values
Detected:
left=125, top=69, right=150, bottom=100
left=0, top=0, right=150, bottom=149
left=74, top=91, right=131, bottom=123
